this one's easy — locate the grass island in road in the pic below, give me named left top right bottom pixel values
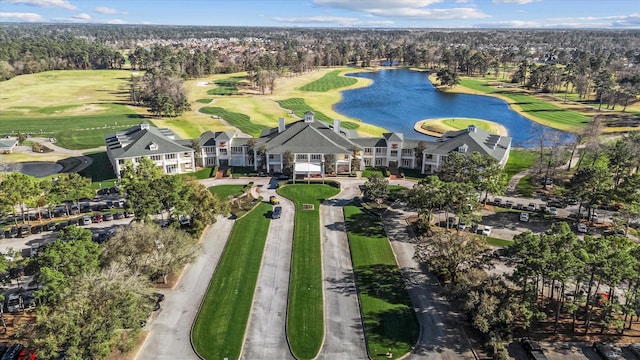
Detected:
left=278, top=183, right=340, bottom=360
left=191, top=201, right=272, bottom=360
left=344, top=204, right=419, bottom=359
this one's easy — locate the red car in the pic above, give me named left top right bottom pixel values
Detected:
left=92, top=214, right=103, bottom=223
left=595, top=292, right=610, bottom=306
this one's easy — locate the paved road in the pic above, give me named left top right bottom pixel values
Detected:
left=382, top=204, right=475, bottom=360
left=317, top=182, right=368, bottom=359
left=241, top=184, right=295, bottom=360
left=136, top=216, right=235, bottom=360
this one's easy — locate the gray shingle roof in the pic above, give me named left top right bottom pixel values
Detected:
left=106, top=123, right=193, bottom=159
left=260, top=119, right=360, bottom=154
left=425, top=126, right=511, bottom=161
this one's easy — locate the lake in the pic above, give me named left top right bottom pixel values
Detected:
left=335, top=68, right=571, bottom=147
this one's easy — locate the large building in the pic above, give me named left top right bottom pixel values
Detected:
left=106, top=122, right=195, bottom=177
left=106, top=113, right=511, bottom=177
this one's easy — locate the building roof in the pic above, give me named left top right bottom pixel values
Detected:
left=0, top=139, right=18, bottom=150
left=106, top=123, right=193, bottom=159
left=260, top=118, right=360, bottom=154
left=425, top=125, right=511, bottom=161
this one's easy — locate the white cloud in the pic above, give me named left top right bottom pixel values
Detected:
left=492, top=0, right=538, bottom=4
left=273, top=15, right=394, bottom=26
left=72, top=12, right=90, bottom=20
left=476, top=13, right=640, bottom=28
left=313, top=0, right=487, bottom=20
left=454, top=0, right=472, bottom=3
left=95, top=6, right=126, bottom=15
left=105, top=19, right=126, bottom=24
left=3, top=0, right=76, bottom=10
left=0, top=11, right=43, bottom=21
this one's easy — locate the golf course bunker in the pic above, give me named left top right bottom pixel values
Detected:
left=414, top=117, right=509, bottom=138
left=0, top=161, right=63, bottom=177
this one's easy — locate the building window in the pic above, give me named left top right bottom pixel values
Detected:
left=425, top=154, right=434, bottom=160
left=364, top=158, right=371, bottom=166
left=296, top=154, right=307, bottom=161
left=390, top=150, right=398, bottom=157
left=219, top=149, right=227, bottom=156
left=375, top=148, right=386, bottom=154
left=311, top=154, right=322, bottom=160
left=165, top=153, right=176, bottom=160
left=231, top=146, right=243, bottom=154
left=183, top=152, right=191, bottom=158
left=204, top=146, right=215, bottom=154
left=375, top=158, right=384, bottom=166
left=402, top=159, right=412, bottom=167
left=118, top=159, right=125, bottom=165
left=402, top=149, right=413, bottom=155
left=150, top=155, right=162, bottom=161
left=149, top=143, right=158, bottom=151
left=364, top=147, right=372, bottom=154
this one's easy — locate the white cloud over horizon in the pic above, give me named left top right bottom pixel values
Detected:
left=0, top=11, right=43, bottom=21
left=273, top=15, right=394, bottom=26
left=2, top=0, right=76, bottom=10
left=313, top=0, right=487, bottom=21
left=95, top=6, right=127, bottom=15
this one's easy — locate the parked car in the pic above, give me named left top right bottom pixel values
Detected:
left=56, top=221, right=69, bottom=231
left=493, top=198, right=503, bottom=206
left=92, top=214, right=103, bottom=223
left=69, top=205, right=80, bottom=215
left=272, top=206, right=282, bottom=219
left=615, top=228, right=626, bottom=236
left=1, top=344, right=24, bottom=360
left=7, top=227, right=18, bottom=238
left=548, top=207, right=558, bottom=216
left=30, top=224, right=42, bottom=234
left=80, top=215, right=92, bottom=226
left=521, top=337, right=547, bottom=360
left=125, top=210, right=135, bottom=218
left=457, top=221, right=467, bottom=231
left=628, top=344, right=640, bottom=358
left=481, top=225, right=492, bottom=236
left=577, top=223, right=588, bottom=233
left=269, top=195, right=280, bottom=205
left=504, top=200, right=514, bottom=209
left=103, top=213, right=114, bottom=221
left=179, top=215, right=190, bottom=227
left=5, top=293, right=22, bottom=313
left=593, top=342, right=618, bottom=360
left=520, top=212, right=530, bottom=222
left=45, top=221, right=56, bottom=231
left=114, top=211, right=125, bottom=220
left=527, top=203, right=536, bottom=211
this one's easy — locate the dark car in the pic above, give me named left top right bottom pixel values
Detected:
left=593, top=342, right=618, bottom=360
left=7, top=227, right=18, bottom=238
left=1, top=344, right=23, bottom=360
left=30, top=225, right=42, bottom=235
left=18, top=225, right=31, bottom=238
left=0, top=345, right=7, bottom=357
left=44, top=222, right=56, bottom=231
left=521, top=337, right=547, bottom=360
left=272, top=206, right=282, bottom=219
left=114, top=211, right=125, bottom=220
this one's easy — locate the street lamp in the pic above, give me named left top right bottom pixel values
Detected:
left=321, top=159, right=325, bottom=185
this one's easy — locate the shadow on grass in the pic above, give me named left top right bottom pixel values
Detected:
left=364, top=307, right=418, bottom=357
left=356, top=264, right=411, bottom=306
left=79, top=151, right=116, bottom=182
left=344, top=211, right=387, bottom=238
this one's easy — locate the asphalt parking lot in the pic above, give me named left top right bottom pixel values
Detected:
left=508, top=341, right=640, bottom=360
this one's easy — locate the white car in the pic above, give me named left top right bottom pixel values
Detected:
left=457, top=221, right=467, bottom=231
left=519, top=212, right=529, bottom=222
left=577, top=223, right=588, bottom=233
left=81, top=215, right=92, bottom=225
left=482, top=226, right=492, bottom=236
left=527, top=203, right=536, bottom=211
left=548, top=207, right=558, bottom=215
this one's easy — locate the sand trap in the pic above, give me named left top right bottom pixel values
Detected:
left=197, top=81, right=209, bottom=87
left=0, top=161, right=63, bottom=177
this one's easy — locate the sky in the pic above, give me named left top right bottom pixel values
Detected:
left=0, top=0, right=639, bottom=29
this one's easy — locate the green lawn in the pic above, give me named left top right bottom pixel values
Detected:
left=191, top=201, right=272, bottom=360
left=207, top=76, right=245, bottom=95
left=504, top=149, right=538, bottom=180
left=299, top=70, right=357, bottom=92
left=516, top=174, right=535, bottom=197
left=209, top=184, right=246, bottom=199
left=0, top=104, right=145, bottom=150
left=276, top=98, right=360, bottom=130
left=79, top=151, right=117, bottom=184
left=278, top=184, right=340, bottom=359
left=459, top=79, right=589, bottom=130
left=195, top=98, right=213, bottom=104
left=484, top=236, right=513, bottom=247
left=344, top=204, right=419, bottom=359
left=176, top=167, right=213, bottom=180
left=362, top=167, right=385, bottom=178
left=199, top=106, right=269, bottom=137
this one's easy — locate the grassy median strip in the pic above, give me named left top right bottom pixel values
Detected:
left=344, top=204, right=419, bottom=359
left=278, top=184, right=340, bottom=359
left=192, top=201, right=272, bottom=360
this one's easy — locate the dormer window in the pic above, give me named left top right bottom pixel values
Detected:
left=458, top=144, right=468, bottom=153
left=149, top=142, right=158, bottom=151
left=140, top=123, right=150, bottom=130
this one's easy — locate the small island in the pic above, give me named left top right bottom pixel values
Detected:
left=414, top=117, right=509, bottom=137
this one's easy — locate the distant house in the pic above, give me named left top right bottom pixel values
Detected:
left=105, top=123, right=195, bottom=177
left=0, top=138, right=18, bottom=154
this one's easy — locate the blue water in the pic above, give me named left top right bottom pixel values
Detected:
left=334, top=68, right=572, bottom=147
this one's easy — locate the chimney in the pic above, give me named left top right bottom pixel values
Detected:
left=333, top=119, right=341, bottom=134
left=278, top=117, right=285, bottom=133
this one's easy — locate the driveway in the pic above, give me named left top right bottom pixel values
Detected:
left=136, top=216, right=235, bottom=360
left=240, top=185, right=295, bottom=360
left=317, top=182, right=368, bottom=359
